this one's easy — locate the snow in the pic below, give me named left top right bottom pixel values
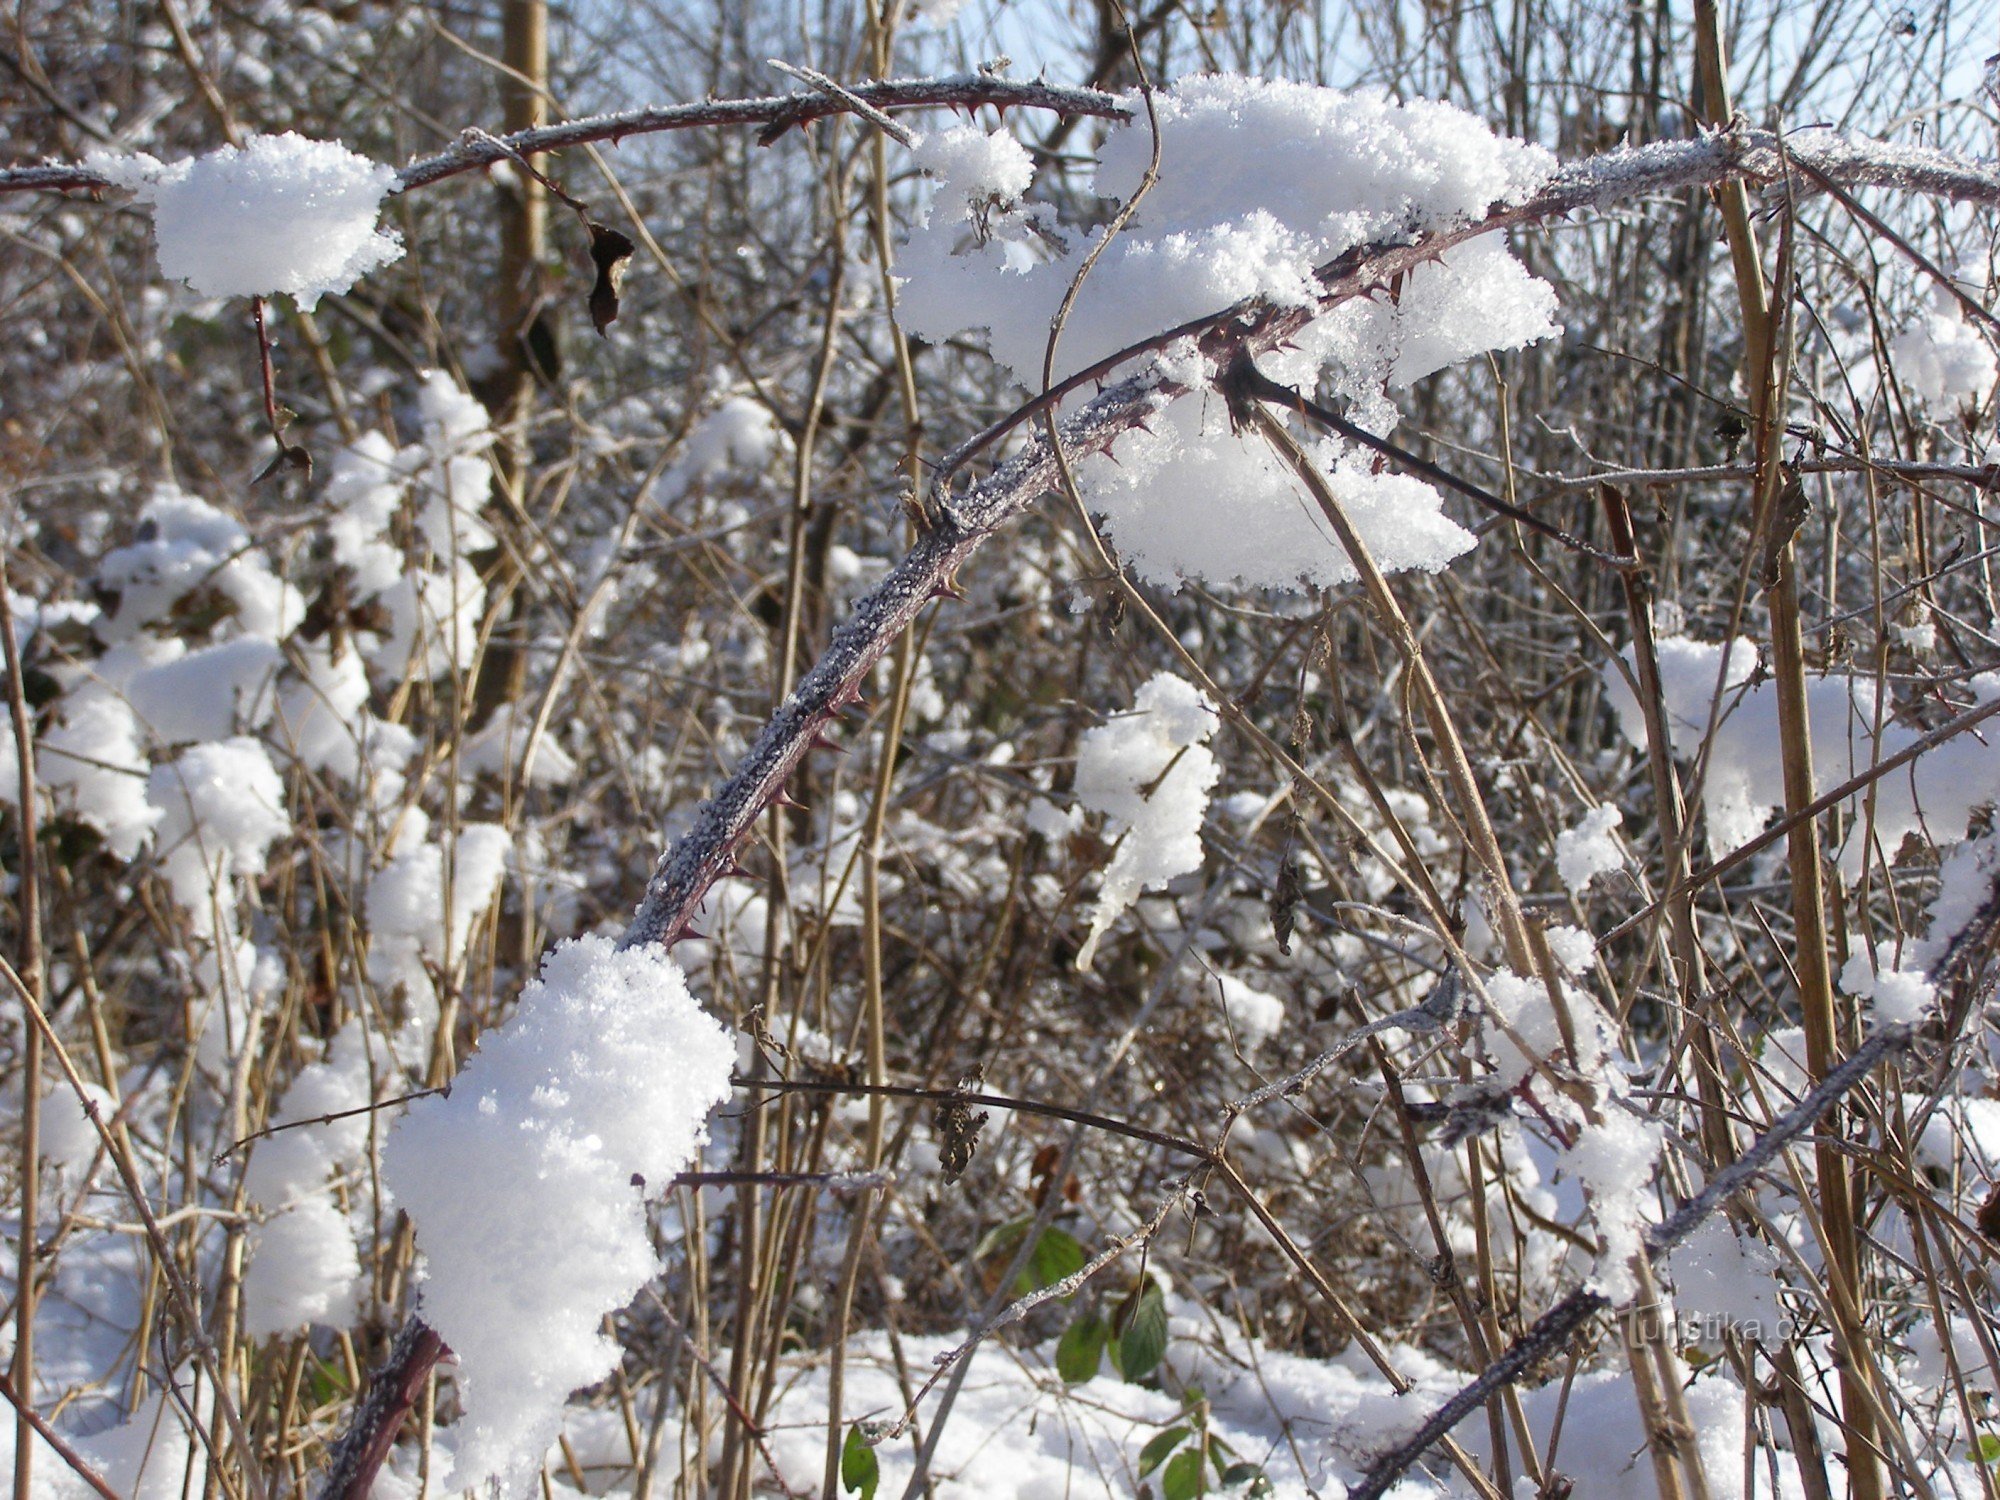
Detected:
left=1212, top=971, right=1286, bottom=1045
left=30, top=685, right=159, bottom=860
left=147, top=736, right=290, bottom=917
left=1561, top=1108, right=1664, bottom=1302
left=309, top=372, right=500, bottom=681
left=380, top=935, right=735, bottom=1494
left=652, top=395, right=782, bottom=504
left=88, top=132, right=404, bottom=309
left=239, top=1020, right=384, bottom=1337
left=94, top=486, right=300, bottom=643
left=1838, top=949, right=1938, bottom=1024
left=912, top=124, right=1035, bottom=227
left=1545, top=923, right=1598, bottom=974
left=895, top=74, right=1558, bottom=591
left=1608, top=638, right=2000, bottom=902
left=1666, top=1219, right=1787, bottom=1343
left=273, top=639, right=417, bottom=800
left=121, top=634, right=282, bottom=745
left=365, top=823, right=512, bottom=970
left=1072, top=673, right=1221, bottom=968
left=1554, top=803, right=1623, bottom=894
left=1480, top=969, right=1609, bottom=1087
left=714, top=1294, right=1781, bottom=1500
left=1078, top=395, right=1479, bottom=591
left=1889, top=287, right=1996, bottom=410
left=462, top=705, right=578, bottom=787
left=241, top=1194, right=362, bottom=1338
left=37, top=1081, right=113, bottom=1180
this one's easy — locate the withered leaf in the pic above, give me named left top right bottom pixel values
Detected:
left=933, top=1068, right=989, bottom=1186
left=255, top=441, right=313, bottom=485
left=587, top=221, right=636, bottom=336
left=1760, top=465, right=1810, bottom=587
left=1271, top=853, right=1303, bottom=956
left=1979, top=1181, right=2000, bottom=1244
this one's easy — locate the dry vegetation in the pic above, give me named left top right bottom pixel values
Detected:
left=8, top=0, right=2000, bottom=1497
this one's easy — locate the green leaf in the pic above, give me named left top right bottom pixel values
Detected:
left=1219, top=1462, right=1274, bottom=1496
left=975, top=1220, right=1089, bottom=1296
left=1027, top=1225, right=1088, bottom=1292
left=1119, top=1282, right=1169, bottom=1384
left=972, top=1216, right=1029, bottom=1263
left=841, top=1424, right=879, bottom=1500
left=1138, top=1426, right=1191, bottom=1477
left=1161, top=1446, right=1206, bottom=1500
left=1055, top=1313, right=1108, bottom=1384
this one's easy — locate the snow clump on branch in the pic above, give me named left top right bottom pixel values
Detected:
left=87, top=132, right=404, bottom=309
left=380, top=935, right=735, bottom=1495
left=896, top=75, right=1561, bottom=590
left=1072, top=672, right=1220, bottom=969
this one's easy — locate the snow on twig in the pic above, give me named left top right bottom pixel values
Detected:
left=1346, top=1022, right=1917, bottom=1500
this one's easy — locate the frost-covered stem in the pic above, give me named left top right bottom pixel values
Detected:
left=620, top=372, right=1167, bottom=950
left=0, top=78, right=1129, bottom=197
left=314, top=1321, right=445, bottom=1500
left=12, top=90, right=2000, bottom=218
left=0, top=581, right=44, bottom=1500
left=1350, top=1024, right=1913, bottom=1500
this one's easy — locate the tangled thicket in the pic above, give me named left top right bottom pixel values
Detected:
left=7, top=1, right=2000, bottom=1498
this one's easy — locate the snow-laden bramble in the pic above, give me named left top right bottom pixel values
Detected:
left=88, top=133, right=404, bottom=308
left=896, top=75, right=1560, bottom=590
left=1072, top=673, right=1220, bottom=969
left=380, top=935, right=734, bottom=1495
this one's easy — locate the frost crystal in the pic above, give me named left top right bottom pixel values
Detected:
left=90, top=133, right=404, bottom=309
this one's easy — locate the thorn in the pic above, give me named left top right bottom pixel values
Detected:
left=669, top=926, right=708, bottom=947
left=717, top=860, right=751, bottom=880
left=810, top=730, right=845, bottom=754
left=771, top=788, right=806, bottom=811
left=929, top=579, right=967, bottom=602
